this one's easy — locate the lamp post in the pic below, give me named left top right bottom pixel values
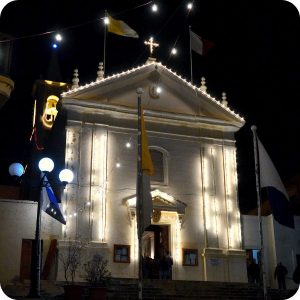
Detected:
left=9, top=157, right=73, bottom=298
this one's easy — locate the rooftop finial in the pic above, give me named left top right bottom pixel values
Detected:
left=222, top=92, right=228, bottom=107
left=72, top=69, right=79, bottom=89
left=96, top=62, right=104, bottom=81
left=199, top=77, right=207, bottom=92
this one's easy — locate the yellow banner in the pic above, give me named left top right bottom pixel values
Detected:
left=107, top=14, right=139, bottom=38
left=141, top=110, right=154, bottom=176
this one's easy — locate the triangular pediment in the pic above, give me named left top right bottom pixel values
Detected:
left=62, top=61, right=244, bottom=128
left=125, top=189, right=187, bottom=216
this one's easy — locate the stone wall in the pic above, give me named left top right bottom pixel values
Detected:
left=0, top=199, right=61, bottom=284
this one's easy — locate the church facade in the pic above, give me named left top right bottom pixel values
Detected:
left=52, top=60, right=247, bottom=282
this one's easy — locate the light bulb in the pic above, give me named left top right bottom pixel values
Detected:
left=55, top=33, right=62, bottom=42
left=187, top=2, right=193, bottom=10
left=151, top=3, right=158, bottom=12
left=126, top=142, right=131, bottom=148
left=104, top=17, right=109, bottom=24
left=171, top=48, right=177, bottom=55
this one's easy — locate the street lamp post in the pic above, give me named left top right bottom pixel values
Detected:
left=9, top=157, right=73, bottom=298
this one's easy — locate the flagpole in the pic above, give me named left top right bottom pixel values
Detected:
left=136, top=88, right=144, bottom=300
left=251, top=125, right=268, bottom=300
left=189, top=26, right=193, bottom=84
left=28, top=172, right=46, bottom=298
left=103, top=10, right=107, bottom=77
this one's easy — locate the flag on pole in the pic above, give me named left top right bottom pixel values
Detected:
left=190, top=30, right=214, bottom=56
left=190, top=30, right=203, bottom=55
left=107, top=14, right=139, bottom=38
left=141, top=110, right=154, bottom=232
left=257, top=138, right=294, bottom=228
left=41, top=173, right=66, bottom=225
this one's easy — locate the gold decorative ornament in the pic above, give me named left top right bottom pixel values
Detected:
left=152, top=209, right=161, bottom=223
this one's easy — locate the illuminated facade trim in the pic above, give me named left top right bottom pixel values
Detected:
left=56, top=61, right=247, bottom=283
left=61, top=62, right=244, bottom=123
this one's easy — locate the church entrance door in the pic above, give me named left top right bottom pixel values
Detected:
left=142, top=224, right=170, bottom=279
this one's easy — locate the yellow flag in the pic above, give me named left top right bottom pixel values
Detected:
left=141, top=110, right=154, bottom=176
left=107, top=14, right=139, bottom=39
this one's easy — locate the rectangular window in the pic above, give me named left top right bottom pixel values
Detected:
left=182, top=249, right=198, bottom=266
left=114, top=245, right=130, bottom=263
left=150, top=150, right=164, bottom=183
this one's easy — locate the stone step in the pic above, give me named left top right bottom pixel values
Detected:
left=106, top=279, right=296, bottom=300
left=4, top=279, right=298, bottom=300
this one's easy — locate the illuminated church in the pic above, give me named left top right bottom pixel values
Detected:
left=37, top=53, right=247, bottom=282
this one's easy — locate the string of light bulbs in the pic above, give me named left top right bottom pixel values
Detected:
left=63, top=132, right=136, bottom=220
left=62, top=120, right=210, bottom=220
left=1, top=0, right=196, bottom=67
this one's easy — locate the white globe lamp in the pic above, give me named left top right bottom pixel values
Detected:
left=38, top=157, right=54, bottom=173
left=59, top=169, right=74, bottom=184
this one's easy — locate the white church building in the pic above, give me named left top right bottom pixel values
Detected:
left=1, top=58, right=299, bottom=289
left=53, top=59, right=247, bottom=282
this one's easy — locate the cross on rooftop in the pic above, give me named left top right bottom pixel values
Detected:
left=144, top=37, right=159, bottom=56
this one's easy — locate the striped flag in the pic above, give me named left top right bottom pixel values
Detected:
left=190, top=30, right=203, bottom=55
left=190, top=30, right=214, bottom=56
left=258, top=138, right=294, bottom=228
left=41, top=173, right=66, bottom=225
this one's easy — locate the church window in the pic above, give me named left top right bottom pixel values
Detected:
left=113, top=245, right=130, bottom=263
left=150, top=148, right=168, bottom=184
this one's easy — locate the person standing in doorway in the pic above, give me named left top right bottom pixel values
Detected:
left=248, top=259, right=260, bottom=284
left=159, top=251, right=173, bottom=279
left=165, top=251, right=173, bottom=279
left=159, top=254, right=169, bottom=279
left=274, top=262, right=288, bottom=290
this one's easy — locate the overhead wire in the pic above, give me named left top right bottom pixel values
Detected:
left=0, top=1, right=153, bottom=44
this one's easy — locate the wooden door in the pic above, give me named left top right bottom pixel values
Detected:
left=20, top=239, right=32, bottom=281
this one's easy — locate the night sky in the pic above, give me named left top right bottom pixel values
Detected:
left=0, top=0, right=299, bottom=213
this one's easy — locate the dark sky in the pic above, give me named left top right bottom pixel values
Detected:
left=0, top=0, right=299, bottom=213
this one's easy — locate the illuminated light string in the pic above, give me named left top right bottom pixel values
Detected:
left=0, top=1, right=153, bottom=45
left=63, top=125, right=243, bottom=222
left=1, top=1, right=203, bottom=96
left=63, top=134, right=135, bottom=220
left=166, top=0, right=195, bottom=62
left=62, top=76, right=243, bottom=222
left=0, top=0, right=179, bottom=55
left=64, top=120, right=189, bottom=220
left=63, top=62, right=244, bottom=122
left=63, top=142, right=241, bottom=235
left=132, top=0, right=195, bottom=66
